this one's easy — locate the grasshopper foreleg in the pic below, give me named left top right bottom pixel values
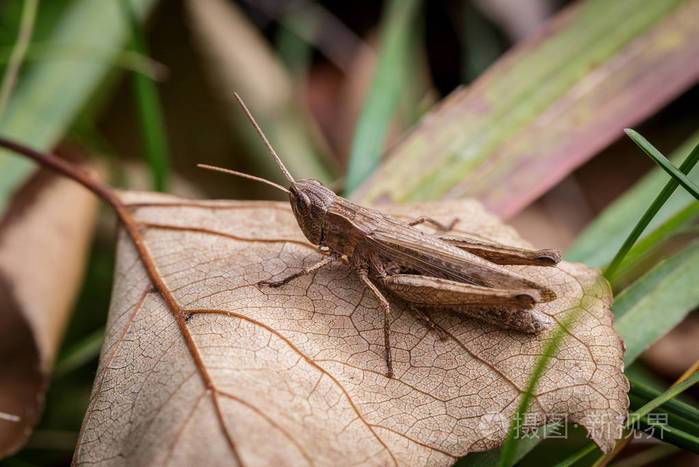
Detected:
left=357, top=267, right=394, bottom=378
left=408, top=216, right=459, bottom=231
left=259, top=255, right=335, bottom=288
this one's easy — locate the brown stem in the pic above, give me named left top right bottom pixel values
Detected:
left=0, top=137, right=243, bottom=464
left=0, top=138, right=120, bottom=210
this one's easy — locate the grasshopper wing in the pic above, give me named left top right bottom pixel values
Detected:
left=367, top=223, right=556, bottom=302
left=437, top=232, right=561, bottom=266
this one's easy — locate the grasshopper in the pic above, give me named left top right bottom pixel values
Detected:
left=200, top=94, right=561, bottom=378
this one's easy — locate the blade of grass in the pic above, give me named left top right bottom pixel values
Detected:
left=468, top=240, right=699, bottom=466
left=638, top=420, right=699, bottom=453
left=614, top=240, right=699, bottom=364
left=629, top=400, right=699, bottom=446
left=461, top=1, right=503, bottom=83
left=355, top=0, right=699, bottom=217
left=344, top=0, right=421, bottom=194
left=628, top=403, right=699, bottom=448
left=455, top=434, right=544, bottom=467
left=275, top=13, right=315, bottom=77
left=554, top=443, right=598, bottom=467
left=498, top=310, right=581, bottom=467
left=568, top=130, right=699, bottom=267
left=629, top=385, right=699, bottom=447
left=610, top=203, right=699, bottom=285
left=0, top=0, right=39, bottom=115
left=604, top=135, right=699, bottom=280
left=596, top=367, right=699, bottom=465
left=631, top=379, right=699, bottom=427
left=268, top=0, right=365, bottom=75
left=626, top=129, right=699, bottom=200
left=0, top=0, right=158, bottom=213
left=557, top=370, right=699, bottom=466
left=120, top=0, right=169, bottom=192
left=0, top=43, right=167, bottom=79
left=54, top=327, right=104, bottom=377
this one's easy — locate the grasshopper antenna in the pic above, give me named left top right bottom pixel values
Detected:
left=197, top=164, right=289, bottom=193
left=233, top=92, right=295, bottom=184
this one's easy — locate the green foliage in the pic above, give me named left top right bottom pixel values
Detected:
left=626, top=129, right=699, bottom=200
left=345, top=0, right=421, bottom=194
left=558, top=371, right=699, bottom=465
left=604, top=134, right=699, bottom=280
left=0, top=0, right=38, bottom=114
left=614, top=240, right=699, bottom=364
left=355, top=0, right=694, bottom=218
left=498, top=312, right=581, bottom=467
left=0, top=0, right=158, bottom=212
left=568, top=131, right=699, bottom=268
left=120, top=0, right=170, bottom=192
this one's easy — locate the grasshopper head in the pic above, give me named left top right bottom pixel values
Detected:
left=289, top=180, right=335, bottom=245
left=201, top=94, right=337, bottom=246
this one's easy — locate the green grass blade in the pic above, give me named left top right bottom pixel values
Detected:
left=610, top=202, right=699, bottom=284
left=554, top=444, right=597, bottom=467
left=498, top=312, right=579, bottom=467
left=355, top=0, right=699, bottom=217
left=557, top=371, right=699, bottom=465
left=638, top=418, right=699, bottom=453
left=0, top=0, right=39, bottom=115
left=631, top=379, right=699, bottom=427
left=0, top=0, right=158, bottom=213
left=629, top=396, right=699, bottom=448
left=0, top=42, right=167, bottom=79
left=275, top=15, right=315, bottom=77
left=344, top=0, right=421, bottom=194
left=455, top=436, right=543, bottom=467
left=614, top=240, right=699, bottom=364
left=626, top=129, right=699, bottom=200
left=629, top=398, right=699, bottom=445
left=120, top=0, right=169, bottom=192
left=568, top=130, right=699, bottom=267
left=461, top=1, right=502, bottom=83
left=604, top=134, right=699, bottom=280
left=632, top=371, right=699, bottom=421
left=54, top=327, right=104, bottom=377
left=472, top=240, right=699, bottom=465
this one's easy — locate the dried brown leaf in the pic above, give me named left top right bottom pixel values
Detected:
left=0, top=169, right=99, bottom=457
left=74, top=192, right=628, bottom=466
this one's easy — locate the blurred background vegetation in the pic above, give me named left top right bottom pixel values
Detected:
left=1, top=0, right=698, bottom=465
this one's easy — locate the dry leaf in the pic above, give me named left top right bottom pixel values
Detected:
left=74, top=192, right=628, bottom=466
left=0, top=169, right=99, bottom=457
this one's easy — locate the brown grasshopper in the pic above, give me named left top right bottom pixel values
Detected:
left=200, top=94, right=561, bottom=378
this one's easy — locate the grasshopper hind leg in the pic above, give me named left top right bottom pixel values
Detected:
left=406, top=304, right=448, bottom=341
left=383, top=273, right=553, bottom=334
